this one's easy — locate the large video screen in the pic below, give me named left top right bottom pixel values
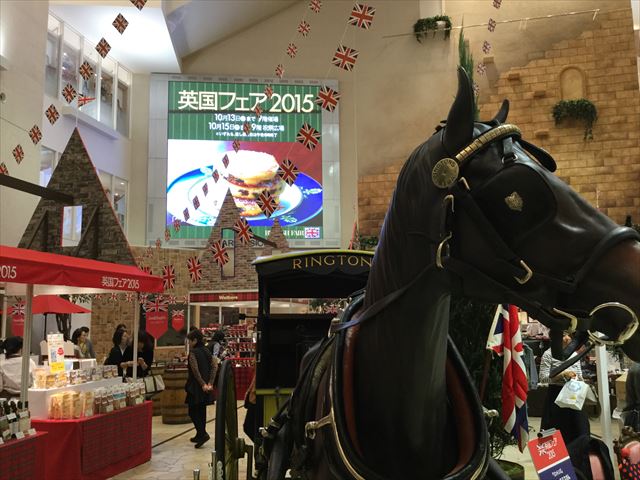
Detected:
left=166, top=80, right=326, bottom=242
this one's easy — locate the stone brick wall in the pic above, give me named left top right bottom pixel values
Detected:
left=358, top=9, right=639, bottom=237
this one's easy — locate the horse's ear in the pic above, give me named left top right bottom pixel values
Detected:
left=443, top=67, right=475, bottom=155
left=491, top=99, right=509, bottom=124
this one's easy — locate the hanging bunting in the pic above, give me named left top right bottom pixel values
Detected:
left=212, top=170, right=220, bottom=183
left=232, top=140, right=241, bottom=153
left=348, top=3, right=376, bottom=30
left=243, top=122, right=252, bottom=135
left=209, top=240, right=229, bottom=267
left=162, top=265, right=176, bottom=290
left=155, top=238, right=162, bottom=249
left=296, top=122, right=321, bottom=151
left=493, top=0, right=502, bottom=8
left=139, top=293, right=149, bottom=305
left=130, top=0, right=147, bottom=10
left=166, top=294, right=177, bottom=305
left=315, top=86, right=340, bottom=112
left=29, top=125, right=42, bottom=145
left=145, top=296, right=168, bottom=312
left=222, top=154, right=230, bottom=168
left=95, top=38, right=112, bottom=58
left=202, top=182, right=209, bottom=196
left=277, top=158, right=299, bottom=186
left=488, top=18, right=497, bottom=32
left=78, top=95, right=96, bottom=107
left=171, top=310, right=185, bottom=332
left=12, top=145, right=24, bottom=164
left=110, top=292, right=119, bottom=303
left=286, top=43, right=298, bottom=59
left=62, top=83, right=77, bottom=103
left=256, top=190, right=279, bottom=218
left=173, top=218, right=181, bottom=232
left=45, top=104, right=60, bottom=125
left=164, top=227, right=171, bottom=242
left=309, top=0, right=322, bottom=13
left=332, top=44, right=359, bottom=71
left=79, top=61, right=94, bottom=81
left=125, top=292, right=136, bottom=303
left=193, top=195, right=200, bottom=210
left=233, top=218, right=254, bottom=245
left=186, top=256, right=203, bottom=283
left=482, top=40, right=492, bottom=54
left=275, top=64, right=285, bottom=79
left=297, top=20, right=311, bottom=37
left=183, top=208, right=190, bottom=221
left=264, top=85, right=274, bottom=100
left=476, top=63, right=487, bottom=75
left=254, top=105, right=263, bottom=118
left=145, top=245, right=153, bottom=258
left=0, top=163, right=8, bottom=175
left=472, top=82, right=480, bottom=97
left=112, top=13, right=129, bottom=34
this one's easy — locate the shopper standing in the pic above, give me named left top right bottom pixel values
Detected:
left=136, top=331, right=154, bottom=378
left=623, top=361, right=640, bottom=430
left=105, top=328, right=134, bottom=377
left=185, top=329, right=218, bottom=448
left=0, top=337, right=37, bottom=398
left=71, top=328, right=93, bottom=359
left=79, top=326, right=96, bottom=358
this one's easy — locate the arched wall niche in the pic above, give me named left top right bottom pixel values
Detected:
left=559, top=66, right=587, bottom=99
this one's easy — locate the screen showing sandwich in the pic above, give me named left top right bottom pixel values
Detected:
left=166, top=81, right=324, bottom=241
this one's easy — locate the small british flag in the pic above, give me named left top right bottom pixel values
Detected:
left=164, top=227, right=171, bottom=242
left=264, top=85, right=274, bottom=99
left=286, top=43, right=298, bottom=58
left=130, top=0, right=147, bottom=11
left=332, top=44, right=359, bottom=71
left=488, top=18, right=497, bottom=32
left=297, top=122, right=321, bottom=151
left=222, top=154, right=230, bottom=168
left=173, top=218, right=181, bottom=232
left=155, top=238, right=162, bottom=250
left=256, top=190, right=279, bottom=218
left=162, top=264, right=176, bottom=290
left=275, top=64, right=285, bottom=79
left=315, top=86, right=340, bottom=112
left=232, top=140, right=241, bottom=153
left=146, top=246, right=153, bottom=258
left=62, top=83, right=77, bottom=103
left=348, top=3, right=376, bottom=29
left=202, top=182, right=209, bottom=196
left=95, top=38, right=111, bottom=58
left=493, top=0, right=502, bottom=8
left=209, top=240, right=229, bottom=267
left=193, top=195, right=200, bottom=210
left=243, top=122, right=252, bottom=134
left=145, top=296, right=168, bottom=313
left=183, top=208, right=190, bottom=221
left=166, top=294, right=177, bottom=305
left=297, top=20, right=311, bottom=37
left=254, top=105, right=263, bottom=118
left=138, top=293, right=149, bottom=305
left=482, top=40, right=492, bottom=54
left=112, top=13, right=129, bottom=34
left=110, top=292, right=119, bottom=303
left=45, top=104, right=59, bottom=125
left=79, top=61, right=93, bottom=81
left=472, top=82, right=480, bottom=97
left=186, top=256, right=203, bottom=283
left=0, top=163, right=8, bottom=175
left=233, top=218, right=254, bottom=245
left=212, top=170, right=220, bottom=183
left=476, top=63, right=487, bottom=75
left=125, top=292, right=136, bottom=303
left=324, top=304, right=339, bottom=315
left=277, top=158, right=299, bottom=186
left=29, top=125, right=42, bottom=145
left=12, top=300, right=26, bottom=317
left=309, top=0, right=322, bottom=13
left=12, top=145, right=24, bottom=164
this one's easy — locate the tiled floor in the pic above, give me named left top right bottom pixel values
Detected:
left=111, top=406, right=622, bottom=479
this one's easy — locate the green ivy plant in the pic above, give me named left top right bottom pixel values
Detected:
left=552, top=99, right=597, bottom=140
left=413, top=15, right=452, bottom=42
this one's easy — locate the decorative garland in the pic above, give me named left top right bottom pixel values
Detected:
left=413, top=15, right=452, bottom=42
left=552, top=99, right=597, bottom=140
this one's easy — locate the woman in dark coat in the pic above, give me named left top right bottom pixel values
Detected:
left=105, top=328, right=133, bottom=377
left=185, top=329, right=219, bottom=448
left=136, top=331, right=154, bottom=378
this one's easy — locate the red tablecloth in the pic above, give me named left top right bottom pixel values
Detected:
left=233, top=365, right=255, bottom=400
left=0, top=432, right=47, bottom=480
left=32, top=401, right=152, bottom=480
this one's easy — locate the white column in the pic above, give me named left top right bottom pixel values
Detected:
left=132, top=295, right=140, bottom=381
left=595, top=345, right=619, bottom=478
left=20, top=285, right=34, bottom=403
left=1, top=295, right=8, bottom=338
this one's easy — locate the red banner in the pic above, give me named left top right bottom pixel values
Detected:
left=171, top=310, right=185, bottom=332
left=146, top=311, right=168, bottom=339
left=11, top=314, right=24, bottom=337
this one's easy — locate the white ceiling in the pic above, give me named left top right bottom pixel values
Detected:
left=49, top=0, right=297, bottom=74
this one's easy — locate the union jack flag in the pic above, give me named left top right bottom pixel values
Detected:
left=29, top=125, right=42, bottom=145
left=297, top=20, right=311, bottom=37
left=155, top=238, right=162, bottom=249
left=488, top=18, right=497, bottom=32
left=186, top=256, right=202, bottom=283
left=181, top=294, right=189, bottom=304
left=309, top=0, right=322, bottom=13
left=62, top=83, right=77, bottom=103
left=45, top=104, right=60, bottom=125
left=209, top=240, right=229, bottom=267
left=476, top=63, right=487, bottom=76
left=130, top=0, right=147, bottom=11
left=0, top=163, right=8, bottom=175
left=173, top=218, right=181, bottom=232
left=79, top=61, right=93, bottom=81
left=166, top=294, right=177, bottom=305
left=324, top=304, right=339, bottom=315
left=493, top=0, right=502, bottom=8
left=487, top=304, right=529, bottom=452
left=12, top=145, right=24, bottom=164
left=202, top=182, right=209, bottom=196
left=243, top=122, right=252, bottom=134
left=315, top=86, right=340, bottom=112
left=332, top=44, right=359, bottom=71
left=222, top=154, right=230, bottom=168
left=473, top=82, right=480, bottom=97
left=145, top=246, right=153, bottom=258
left=125, top=292, right=136, bottom=303
left=11, top=300, right=25, bottom=318
left=233, top=218, right=254, bottom=245
left=275, top=64, right=285, bottom=79
left=193, top=195, right=200, bottom=210
left=162, top=264, right=176, bottom=290
left=78, top=96, right=95, bottom=107
left=164, top=227, right=171, bottom=242
left=110, top=292, right=119, bottom=303
left=145, top=296, right=168, bottom=313
left=256, top=190, right=278, bottom=218
left=482, top=40, right=492, bottom=54
left=296, top=122, right=320, bottom=151
left=348, top=4, right=376, bottom=30
left=286, top=43, right=298, bottom=58
left=232, top=140, right=240, bottom=153
left=183, top=208, right=190, bottom=221
left=95, top=38, right=111, bottom=58
left=212, top=170, right=220, bottom=183
left=254, top=105, right=263, bottom=118
left=112, top=13, right=129, bottom=34
left=139, top=293, right=148, bottom=305
left=264, top=85, right=274, bottom=99
left=277, top=158, right=299, bottom=186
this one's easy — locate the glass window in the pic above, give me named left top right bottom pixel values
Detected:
left=97, top=170, right=113, bottom=204
left=116, top=66, right=131, bottom=137
left=62, top=206, right=83, bottom=247
left=100, top=57, right=115, bottom=128
left=61, top=26, right=81, bottom=99
left=221, top=228, right=235, bottom=277
left=40, top=147, right=56, bottom=187
left=79, top=39, right=100, bottom=119
left=45, top=15, right=61, bottom=98
left=114, top=177, right=127, bottom=231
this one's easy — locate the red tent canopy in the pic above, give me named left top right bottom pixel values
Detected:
left=0, top=245, right=163, bottom=293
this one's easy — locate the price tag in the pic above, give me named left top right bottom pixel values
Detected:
left=0, top=437, right=4, bottom=445
left=18, top=411, right=28, bottom=419
left=135, top=397, right=143, bottom=405
left=15, top=431, right=25, bottom=440
left=105, top=405, right=113, bottom=413
left=528, top=431, right=578, bottom=480
left=6, top=413, right=16, bottom=421
left=27, top=428, right=37, bottom=436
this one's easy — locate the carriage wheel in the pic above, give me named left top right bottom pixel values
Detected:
left=215, top=360, right=246, bottom=480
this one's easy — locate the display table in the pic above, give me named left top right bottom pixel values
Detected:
left=32, top=401, right=152, bottom=480
left=0, top=432, right=47, bottom=480
left=232, top=364, right=255, bottom=400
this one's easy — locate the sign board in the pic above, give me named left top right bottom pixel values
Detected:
left=528, top=431, right=578, bottom=480
left=47, top=333, right=65, bottom=373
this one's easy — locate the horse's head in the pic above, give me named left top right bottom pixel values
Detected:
left=427, top=67, right=640, bottom=361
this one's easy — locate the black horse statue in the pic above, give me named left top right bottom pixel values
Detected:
left=260, top=67, right=640, bottom=480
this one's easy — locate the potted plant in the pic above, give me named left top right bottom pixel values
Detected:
left=551, top=99, right=597, bottom=140
left=413, top=15, right=452, bottom=42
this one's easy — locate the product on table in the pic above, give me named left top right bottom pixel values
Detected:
left=49, top=394, right=63, bottom=420
left=0, top=403, right=11, bottom=441
left=33, top=368, right=47, bottom=389
left=82, top=391, right=94, bottom=417
left=17, top=401, right=30, bottom=434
